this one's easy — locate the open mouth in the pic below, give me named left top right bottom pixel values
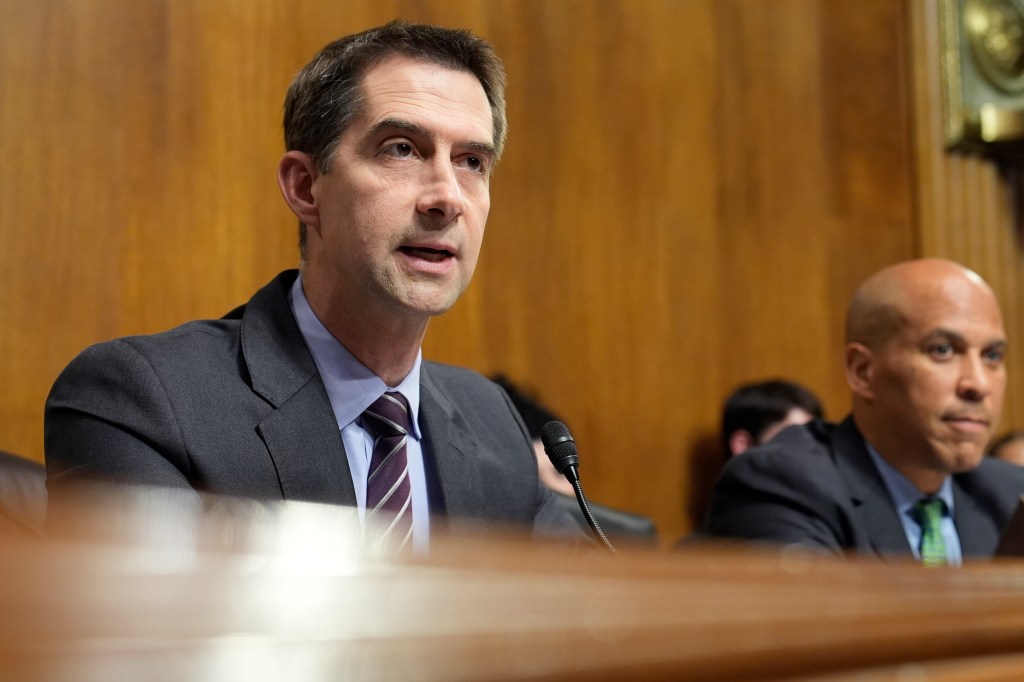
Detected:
left=400, top=246, right=453, bottom=263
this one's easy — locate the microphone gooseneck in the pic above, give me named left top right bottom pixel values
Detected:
left=540, top=421, right=616, bottom=553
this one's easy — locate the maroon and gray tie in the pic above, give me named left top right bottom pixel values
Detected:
left=362, top=391, right=413, bottom=550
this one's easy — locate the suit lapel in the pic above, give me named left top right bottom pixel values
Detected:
left=833, top=419, right=913, bottom=557
left=419, top=364, right=485, bottom=518
left=240, top=271, right=355, bottom=505
left=953, top=479, right=1001, bottom=555
left=256, top=378, right=356, bottom=505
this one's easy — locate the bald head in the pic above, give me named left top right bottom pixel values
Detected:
left=845, top=258, right=999, bottom=350
left=844, top=258, right=1007, bottom=494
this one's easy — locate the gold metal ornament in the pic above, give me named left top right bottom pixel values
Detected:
left=941, top=0, right=1024, bottom=148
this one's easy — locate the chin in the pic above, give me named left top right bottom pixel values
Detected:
left=402, top=285, right=465, bottom=315
left=398, top=295, right=459, bottom=317
left=945, top=447, right=985, bottom=473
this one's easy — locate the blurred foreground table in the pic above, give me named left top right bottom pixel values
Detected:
left=7, top=486, right=1024, bottom=681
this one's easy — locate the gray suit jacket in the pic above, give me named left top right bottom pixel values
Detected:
left=45, top=271, right=578, bottom=537
left=700, top=417, right=1024, bottom=559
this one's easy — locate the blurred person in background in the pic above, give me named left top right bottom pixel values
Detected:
left=492, top=375, right=658, bottom=547
left=721, top=379, right=824, bottom=458
left=989, top=430, right=1024, bottom=467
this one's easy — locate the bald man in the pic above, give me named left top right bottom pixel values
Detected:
left=700, top=259, right=1024, bottom=563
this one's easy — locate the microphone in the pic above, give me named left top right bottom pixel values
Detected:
left=540, top=421, right=616, bottom=553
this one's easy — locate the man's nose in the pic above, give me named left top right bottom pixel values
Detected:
left=957, top=354, right=992, bottom=402
left=416, top=158, right=465, bottom=224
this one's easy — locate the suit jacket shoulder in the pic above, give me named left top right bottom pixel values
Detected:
left=45, top=270, right=352, bottom=506
left=953, top=456, right=1024, bottom=555
left=700, top=418, right=862, bottom=554
left=701, top=415, right=1024, bottom=559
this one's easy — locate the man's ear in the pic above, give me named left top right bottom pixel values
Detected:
left=728, top=430, right=754, bottom=457
left=845, top=342, right=876, bottom=401
left=277, top=151, right=321, bottom=229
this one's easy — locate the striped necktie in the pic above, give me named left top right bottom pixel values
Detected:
left=912, top=497, right=948, bottom=567
left=362, top=391, right=413, bottom=551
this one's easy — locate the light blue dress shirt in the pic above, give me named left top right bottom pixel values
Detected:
left=288, top=275, right=430, bottom=552
left=866, top=443, right=961, bottom=566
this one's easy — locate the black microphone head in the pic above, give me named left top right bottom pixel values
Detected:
left=540, top=421, right=579, bottom=474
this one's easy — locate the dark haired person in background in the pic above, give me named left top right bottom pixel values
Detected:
left=492, top=375, right=658, bottom=547
left=721, top=379, right=824, bottom=458
left=679, top=379, right=822, bottom=545
left=45, top=21, right=580, bottom=550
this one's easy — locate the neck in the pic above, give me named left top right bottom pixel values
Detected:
left=302, top=276, right=428, bottom=387
left=853, top=412, right=946, bottom=495
left=894, top=463, right=945, bottom=497
left=331, top=312, right=427, bottom=387
left=353, top=344, right=422, bottom=387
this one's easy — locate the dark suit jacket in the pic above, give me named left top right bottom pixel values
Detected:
left=700, top=417, right=1024, bottom=559
left=45, top=270, right=578, bottom=538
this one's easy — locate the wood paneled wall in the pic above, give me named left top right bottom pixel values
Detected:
left=4, top=0, right=1014, bottom=544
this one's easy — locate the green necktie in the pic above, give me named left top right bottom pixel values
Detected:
left=912, top=498, right=948, bottom=567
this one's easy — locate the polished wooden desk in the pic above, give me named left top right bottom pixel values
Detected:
left=7, top=487, right=1024, bottom=681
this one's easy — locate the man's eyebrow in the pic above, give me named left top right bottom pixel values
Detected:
left=922, top=328, right=1007, bottom=348
left=369, top=117, right=495, bottom=157
left=462, top=140, right=497, bottom=158
left=369, top=117, right=428, bottom=139
left=922, top=329, right=966, bottom=344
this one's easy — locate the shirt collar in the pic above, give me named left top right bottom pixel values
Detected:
left=864, top=440, right=955, bottom=515
left=288, top=273, right=422, bottom=439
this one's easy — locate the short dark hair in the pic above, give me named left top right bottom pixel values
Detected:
left=283, top=20, right=508, bottom=260
left=721, top=379, right=823, bottom=456
left=491, top=375, right=562, bottom=441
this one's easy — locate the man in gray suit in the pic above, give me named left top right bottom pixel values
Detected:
left=701, top=258, right=1024, bottom=563
left=45, top=21, right=579, bottom=550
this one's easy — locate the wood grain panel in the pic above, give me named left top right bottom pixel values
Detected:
left=2, top=0, right=921, bottom=543
left=682, top=1, right=916, bottom=531
left=431, top=0, right=726, bottom=540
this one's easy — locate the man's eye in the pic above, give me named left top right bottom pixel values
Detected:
left=984, top=348, right=1006, bottom=364
left=459, top=155, right=488, bottom=175
left=384, top=142, right=414, bottom=158
left=928, top=343, right=954, bottom=359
